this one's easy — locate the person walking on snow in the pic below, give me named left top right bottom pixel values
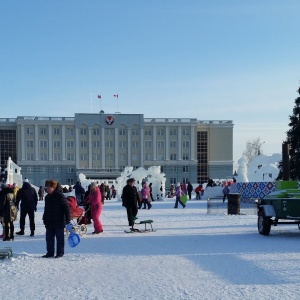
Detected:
left=15, top=181, right=38, bottom=236
left=187, top=182, right=193, bottom=200
left=141, top=182, right=151, bottom=209
left=174, top=183, right=186, bottom=208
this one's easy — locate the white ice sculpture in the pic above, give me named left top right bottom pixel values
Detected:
left=115, top=166, right=166, bottom=201
left=236, top=155, right=249, bottom=182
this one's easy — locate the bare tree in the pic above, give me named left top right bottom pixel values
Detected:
left=243, top=137, right=265, bottom=164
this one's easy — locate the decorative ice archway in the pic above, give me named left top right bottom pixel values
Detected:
left=115, top=166, right=166, bottom=200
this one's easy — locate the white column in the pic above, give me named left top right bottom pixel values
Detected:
left=101, top=128, right=105, bottom=169
left=165, top=125, right=169, bottom=161
left=115, top=128, right=119, bottom=170
left=34, top=125, right=39, bottom=160
left=152, top=126, right=157, bottom=161
left=62, top=124, right=66, bottom=161
left=178, top=126, right=182, bottom=160
left=48, top=125, right=53, bottom=161
left=21, top=124, right=25, bottom=161
left=127, top=128, right=131, bottom=167
left=139, top=128, right=144, bottom=167
left=190, top=126, right=195, bottom=160
left=88, top=127, right=92, bottom=169
left=75, top=128, right=80, bottom=168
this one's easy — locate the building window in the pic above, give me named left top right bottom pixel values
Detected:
left=157, top=129, right=164, bottom=136
left=158, top=141, right=164, bottom=149
left=93, top=154, right=101, bottom=160
left=145, top=129, right=152, bottom=136
left=67, top=167, right=74, bottom=173
left=170, top=166, right=177, bottom=172
left=183, top=166, right=189, bottom=172
left=106, top=129, right=114, bottom=136
left=132, top=154, right=138, bottom=161
left=40, top=128, right=47, bottom=135
left=54, top=128, right=60, bottom=135
left=67, top=141, right=74, bottom=148
left=170, top=154, right=177, bottom=160
left=119, top=129, right=126, bottom=136
left=40, top=140, right=47, bottom=148
left=132, top=141, right=138, bottom=148
left=53, top=154, right=61, bottom=161
left=40, top=167, right=46, bottom=174
left=54, top=167, right=60, bottom=174
left=67, top=178, right=74, bottom=185
left=119, top=141, right=127, bottom=148
left=40, top=154, right=47, bottom=161
left=145, top=141, right=152, bottom=148
left=170, top=128, right=177, bottom=136
left=26, top=128, right=33, bottom=135
left=26, top=153, right=34, bottom=161
left=80, top=128, right=87, bottom=135
left=183, top=141, right=190, bottom=148
left=145, top=154, right=152, bottom=161
left=80, top=141, right=87, bottom=148
left=26, top=141, right=34, bottom=148
left=27, top=167, right=33, bottom=173
left=67, top=154, right=74, bottom=161
left=80, top=154, right=87, bottom=160
left=53, top=141, right=61, bottom=148
left=183, top=154, right=189, bottom=160
left=183, top=178, right=188, bottom=184
left=119, top=154, right=126, bottom=161
left=170, top=178, right=177, bottom=184
left=183, top=129, right=190, bottom=136
left=93, top=141, right=100, bottom=148
left=170, top=141, right=176, bottom=148
left=93, top=128, right=100, bottom=135
left=67, top=128, right=74, bottom=135
left=132, top=129, right=138, bottom=136
left=106, top=141, right=113, bottom=148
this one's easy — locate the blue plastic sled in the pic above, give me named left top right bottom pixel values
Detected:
left=66, top=224, right=81, bottom=248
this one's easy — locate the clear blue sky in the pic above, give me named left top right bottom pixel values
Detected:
left=1, top=1, right=299, bottom=165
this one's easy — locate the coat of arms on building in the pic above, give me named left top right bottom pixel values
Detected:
left=105, top=115, right=114, bottom=125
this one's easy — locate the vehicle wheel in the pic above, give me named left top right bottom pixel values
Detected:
left=258, top=211, right=271, bottom=235
left=79, top=224, right=87, bottom=236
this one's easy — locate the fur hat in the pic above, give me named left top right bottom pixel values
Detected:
left=45, top=180, right=58, bottom=189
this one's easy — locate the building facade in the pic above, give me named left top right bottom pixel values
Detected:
left=0, top=113, right=233, bottom=187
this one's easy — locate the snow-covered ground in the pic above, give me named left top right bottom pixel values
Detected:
left=1, top=197, right=300, bottom=300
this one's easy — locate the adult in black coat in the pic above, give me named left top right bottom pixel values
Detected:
left=187, top=182, right=194, bottom=200
left=15, top=181, right=38, bottom=236
left=0, top=184, right=17, bottom=241
left=122, top=178, right=139, bottom=227
left=42, top=180, right=71, bottom=258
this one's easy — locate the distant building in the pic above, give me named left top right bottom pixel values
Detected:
left=0, top=113, right=233, bottom=186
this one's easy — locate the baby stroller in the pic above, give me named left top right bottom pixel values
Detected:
left=66, top=196, right=88, bottom=236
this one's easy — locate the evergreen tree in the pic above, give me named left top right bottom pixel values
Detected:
left=277, top=86, right=300, bottom=180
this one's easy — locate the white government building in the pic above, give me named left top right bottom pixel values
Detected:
left=0, top=113, right=233, bottom=187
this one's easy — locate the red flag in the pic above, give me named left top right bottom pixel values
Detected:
left=98, top=95, right=101, bottom=99
left=113, top=94, right=118, bottom=98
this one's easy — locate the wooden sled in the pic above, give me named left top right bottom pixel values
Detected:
left=125, top=218, right=155, bottom=233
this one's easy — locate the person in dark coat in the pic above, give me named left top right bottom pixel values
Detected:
left=122, top=178, right=139, bottom=227
left=38, top=186, right=45, bottom=201
left=73, top=181, right=85, bottom=206
left=187, top=182, right=193, bottom=200
left=148, top=182, right=155, bottom=201
left=15, top=181, right=38, bottom=236
left=42, top=180, right=71, bottom=258
left=0, top=184, right=17, bottom=241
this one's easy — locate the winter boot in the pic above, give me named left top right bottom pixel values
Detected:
left=30, top=230, right=34, bottom=237
left=16, top=230, right=25, bottom=235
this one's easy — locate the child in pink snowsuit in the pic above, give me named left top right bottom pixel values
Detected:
left=85, top=182, right=103, bottom=234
